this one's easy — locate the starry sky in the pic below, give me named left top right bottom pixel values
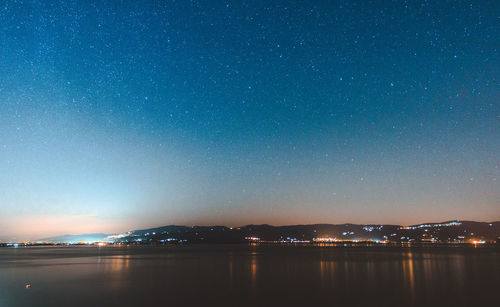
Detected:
left=1, top=1, right=499, bottom=240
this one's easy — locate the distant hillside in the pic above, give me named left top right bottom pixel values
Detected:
left=32, top=221, right=500, bottom=244
left=117, top=220, right=500, bottom=244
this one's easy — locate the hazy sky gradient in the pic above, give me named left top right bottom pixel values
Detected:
left=1, top=0, right=499, bottom=241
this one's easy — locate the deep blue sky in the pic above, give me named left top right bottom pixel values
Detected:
left=0, top=0, right=499, bottom=240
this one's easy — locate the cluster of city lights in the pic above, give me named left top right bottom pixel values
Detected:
left=400, top=221, right=462, bottom=230
left=245, top=237, right=261, bottom=241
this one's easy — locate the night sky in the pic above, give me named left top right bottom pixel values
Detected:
left=1, top=1, right=499, bottom=240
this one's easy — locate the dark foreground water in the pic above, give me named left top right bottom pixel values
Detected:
left=0, top=245, right=498, bottom=307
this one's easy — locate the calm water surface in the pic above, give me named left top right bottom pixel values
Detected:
left=0, top=245, right=498, bottom=306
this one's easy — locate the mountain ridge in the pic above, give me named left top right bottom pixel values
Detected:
left=31, top=220, right=499, bottom=244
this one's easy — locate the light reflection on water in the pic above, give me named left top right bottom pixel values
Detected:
left=228, top=252, right=233, bottom=284
left=250, top=251, right=258, bottom=289
left=104, top=255, right=131, bottom=273
left=402, top=252, right=415, bottom=301
left=0, top=245, right=497, bottom=307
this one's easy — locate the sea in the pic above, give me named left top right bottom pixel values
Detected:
left=0, top=244, right=498, bottom=306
